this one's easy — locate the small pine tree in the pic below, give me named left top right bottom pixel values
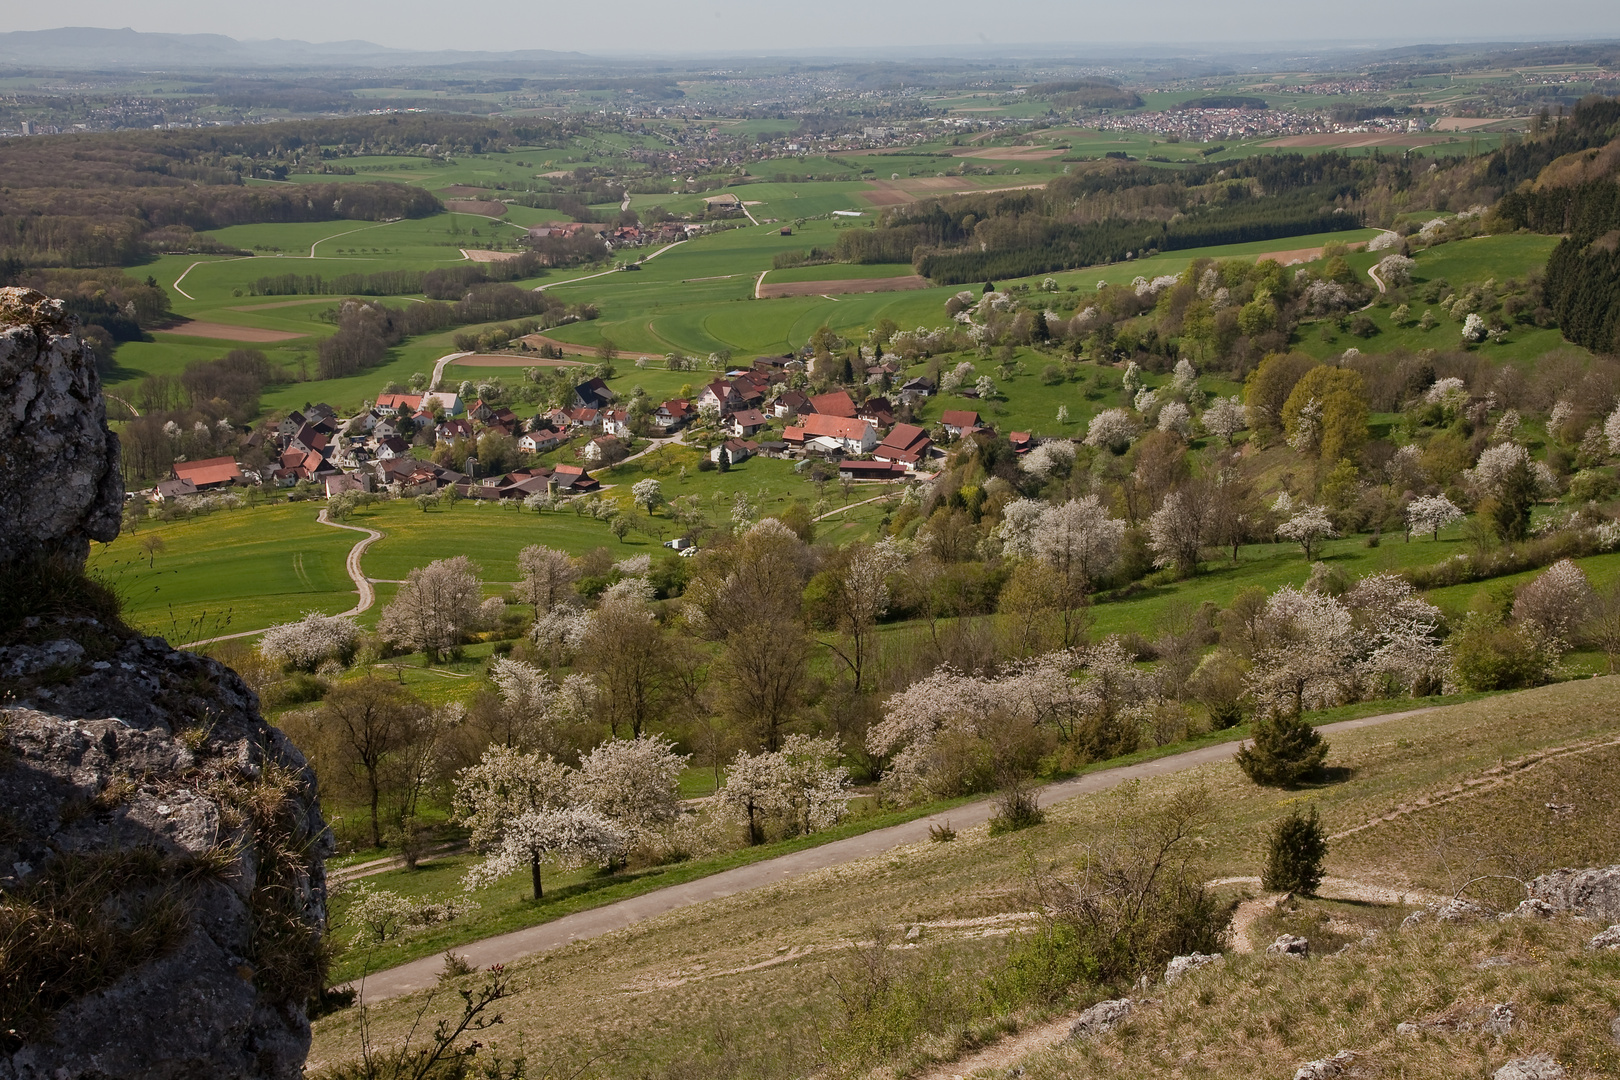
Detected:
left=1235, top=714, right=1329, bottom=786
left=1262, top=806, right=1328, bottom=894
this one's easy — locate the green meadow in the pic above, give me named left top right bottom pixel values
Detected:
left=92, top=503, right=359, bottom=638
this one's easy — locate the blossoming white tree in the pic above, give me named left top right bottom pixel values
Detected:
left=572, top=734, right=689, bottom=839
left=1405, top=494, right=1464, bottom=540
left=1170, top=357, right=1198, bottom=396
left=1201, top=395, right=1247, bottom=443
left=259, top=612, right=360, bottom=671
left=1465, top=442, right=1557, bottom=499
left=995, top=498, right=1050, bottom=559
left=1157, top=401, right=1192, bottom=438
left=1018, top=439, right=1077, bottom=481
left=1276, top=504, right=1337, bottom=560
left=1033, top=495, right=1127, bottom=591
left=716, top=747, right=789, bottom=844
left=461, top=807, right=625, bottom=899
left=1512, top=559, right=1596, bottom=656
left=1147, top=489, right=1208, bottom=574
left=631, top=478, right=665, bottom=515
left=1376, top=254, right=1416, bottom=286
left=775, top=734, right=853, bottom=835
left=1605, top=403, right=1620, bottom=455
left=1122, top=361, right=1143, bottom=395
left=378, top=555, right=484, bottom=662
left=1083, top=408, right=1139, bottom=453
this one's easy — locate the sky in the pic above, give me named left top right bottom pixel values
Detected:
left=8, top=2, right=1620, bottom=56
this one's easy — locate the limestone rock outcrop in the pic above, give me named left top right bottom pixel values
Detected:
left=1529, top=866, right=1620, bottom=924
left=0, top=294, right=330, bottom=1080
left=0, top=288, right=122, bottom=565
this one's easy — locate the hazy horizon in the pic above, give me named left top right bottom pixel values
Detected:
left=5, top=5, right=1620, bottom=58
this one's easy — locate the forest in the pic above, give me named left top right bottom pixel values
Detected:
left=0, top=114, right=576, bottom=268
left=841, top=152, right=1418, bottom=284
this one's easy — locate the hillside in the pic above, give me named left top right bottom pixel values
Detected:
left=307, top=679, right=1620, bottom=1079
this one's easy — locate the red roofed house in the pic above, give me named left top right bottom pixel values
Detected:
left=858, top=395, right=896, bottom=428
left=698, top=380, right=743, bottom=417
left=376, top=393, right=424, bottom=416
left=873, top=423, right=932, bottom=469
left=655, top=399, right=694, bottom=432
left=436, top=418, right=475, bottom=445
left=1009, top=431, right=1034, bottom=453
left=171, top=456, right=242, bottom=490
left=940, top=410, right=982, bottom=438
left=807, top=390, right=857, bottom=418
left=519, top=428, right=563, bottom=453
left=551, top=464, right=600, bottom=494
left=797, top=413, right=877, bottom=454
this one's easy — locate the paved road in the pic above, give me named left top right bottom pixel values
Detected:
left=429, top=351, right=475, bottom=392
left=346, top=704, right=1437, bottom=1004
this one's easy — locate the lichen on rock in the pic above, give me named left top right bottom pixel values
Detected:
left=0, top=293, right=331, bottom=1080
left=0, top=287, right=122, bottom=566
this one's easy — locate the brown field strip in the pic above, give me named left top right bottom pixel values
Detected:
left=1257, top=240, right=1369, bottom=266
left=443, top=199, right=508, bottom=217
left=460, top=249, right=523, bottom=263
left=227, top=298, right=340, bottom=311
left=156, top=320, right=306, bottom=343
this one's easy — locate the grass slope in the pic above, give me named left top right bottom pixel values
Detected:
left=308, top=678, right=1620, bottom=1079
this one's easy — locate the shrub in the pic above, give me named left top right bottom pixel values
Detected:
left=265, top=672, right=329, bottom=707
left=1450, top=612, right=1555, bottom=691
left=1261, top=806, right=1328, bottom=894
left=987, top=786, right=1046, bottom=836
left=1234, top=714, right=1329, bottom=786
left=1014, top=786, right=1226, bottom=994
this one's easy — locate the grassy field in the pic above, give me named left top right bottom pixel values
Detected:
left=91, top=502, right=358, bottom=638
left=309, top=678, right=1620, bottom=1078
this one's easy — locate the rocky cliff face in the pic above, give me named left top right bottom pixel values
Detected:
left=0, top=288, right=332, bottom=1080
left=0, top=289, right=122, bottom=565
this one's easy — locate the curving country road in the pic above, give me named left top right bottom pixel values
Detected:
left=345, top=704, right=1440, bottom=1004
left=316, top=509, right=385, bottom=617
left=177, top=511, right=383, bottom=648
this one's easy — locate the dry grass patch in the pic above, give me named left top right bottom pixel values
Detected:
left=311, top=680, right=1620, bottom=1078
left=1019, top=917, right=1620, bottom=1080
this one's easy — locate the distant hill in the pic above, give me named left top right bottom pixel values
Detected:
left=0, top=26, right=586, bottom=70
left=1028, top=78, right=1144, bottom=110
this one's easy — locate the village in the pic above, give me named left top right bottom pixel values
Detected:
left=146, top=353, right=1022, bottom=531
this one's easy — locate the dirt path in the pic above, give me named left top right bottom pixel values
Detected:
left=533, top=239, right=687, bottom=295
left=345, top=705, right=1442, bottom=1004
left=813, top=490, right=897, bottom=522
left=330, top=843, right=467, bottom=884
left=176, top=511, right=381, bottom=651
left=317, top=510, right=386, bottom=617
left=916, top=1013, right=1080, bottom=1080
